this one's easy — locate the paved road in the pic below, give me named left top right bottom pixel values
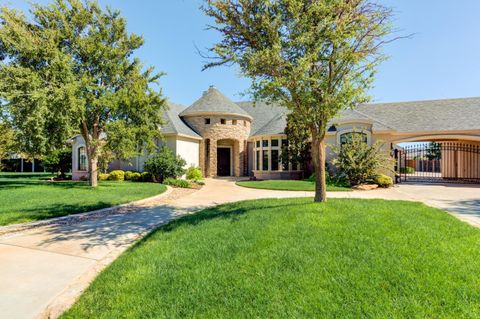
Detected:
left=0, top=178, right=478, bottom=318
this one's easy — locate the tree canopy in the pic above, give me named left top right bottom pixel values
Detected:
left=0, top=0, right=167, bottom=186
left=202, top=0, right=396, bottom=201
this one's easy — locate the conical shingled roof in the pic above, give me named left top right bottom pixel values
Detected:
left=180, top=86, right=252, bottom=119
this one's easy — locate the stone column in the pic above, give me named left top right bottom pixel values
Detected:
left=233, top=140, right=240, bottom=177
left=199, top=140, right=206, bottom=176
left=208, top=139, right=217, bottom=177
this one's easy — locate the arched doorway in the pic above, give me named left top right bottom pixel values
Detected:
left=217, top=139, right=234, bottom=177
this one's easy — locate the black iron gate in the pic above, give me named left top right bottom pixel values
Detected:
left=396, top=142, right=480, bottom=184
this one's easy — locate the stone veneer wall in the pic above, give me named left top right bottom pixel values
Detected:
left=182, top=115, right=251, bottom=177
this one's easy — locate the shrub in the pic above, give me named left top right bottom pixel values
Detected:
left=125, top=171, right=139, bottom=181
left=195, top=180, right=205, bottom=186
left=374, top=174, right=393, bottom=188
left=129, top=172, right=142, bottom=182
left=400, top=166, right=415, bottom=174
left=332, top=133, right=394, bottom=186
left=108, top=170, right=125, bottom=181
left=163, top=178, right=191, bottom=188
left=141, top=172, right=153, bottom=182
left=144, top=147, right=187, bottom=183
left=98, top=173, right=110, bottom=181
left=186, top=166, right=203, bottom=181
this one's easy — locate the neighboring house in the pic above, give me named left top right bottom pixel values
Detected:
left=71, top=86, right=480, bottom=181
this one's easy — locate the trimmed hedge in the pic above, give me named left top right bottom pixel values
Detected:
left=108, top=170, right=125, bottom=181
left=374, top=174, right=393, bottom=188
left=163, top=178, right=191, bottom=188
left=98, top=173, right=110, bottom=181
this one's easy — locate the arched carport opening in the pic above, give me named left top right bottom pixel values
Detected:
left=394, top=135, right=480, bottom=184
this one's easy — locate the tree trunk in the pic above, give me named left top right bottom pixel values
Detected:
left=88, top=152, right=98, bottom=187
left=311, top=130, right=327, bottom=203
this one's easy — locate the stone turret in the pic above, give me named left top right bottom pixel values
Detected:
left=181, top=87, right=251, bottom=177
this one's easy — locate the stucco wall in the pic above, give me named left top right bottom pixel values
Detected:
left=176, top=136, right=200, bottom=169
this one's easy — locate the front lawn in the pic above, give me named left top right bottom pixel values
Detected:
left=0, top=173, right=167, bottom=226
left=63, top=198, right=480, bottom=318
left=236, top=179, right=350, bottom=191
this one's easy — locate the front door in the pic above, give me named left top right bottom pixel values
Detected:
left=217, top=147, right=231, bottom=176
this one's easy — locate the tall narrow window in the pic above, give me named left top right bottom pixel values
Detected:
left=78, top=146, right=87, bottom=171
left=263, top=150, right=269, bottom=171
left=271, top=150, right=279, bottom=171
left=256, top=150, right=260, bottom=170
left=256, top=140, right=260, bottom=148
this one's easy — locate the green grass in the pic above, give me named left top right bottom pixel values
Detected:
left=236, top=179, right=350, bottom=191
left=63, top=198, right=480, bottom=318
left=0, top=172, right=167, bottom=226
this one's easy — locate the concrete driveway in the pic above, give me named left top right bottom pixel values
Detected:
left=0, top=178, right=479, bottom=318
left=394, top=183, right=480, bottom=227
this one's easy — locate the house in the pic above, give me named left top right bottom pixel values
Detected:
left=71, top=86, right=480, bottom=182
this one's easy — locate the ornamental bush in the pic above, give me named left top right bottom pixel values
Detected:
left=98, top=173, right=110, bottom=181
left=144, top=147, right=186, bottom=183
left=129, top=172, right=142, bottom=182
left=186, top=166, right=203, bottom=181
left=125, top=171, right=140, bottom=181
left=141, top=172, right=153, bottom=182
left=163, top=178, right=190, bottom=188
left=332, top=133, right=393, bottom=186
left=374, top=174, right=393, bottom=188
left=108, top=170, right=125, bottom=181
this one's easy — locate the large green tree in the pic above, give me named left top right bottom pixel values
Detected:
left=0, top=120, right=15, bottom=170
left=202, top=0, right=396, bottom=202
left=0, top=0, right=166, bottom=186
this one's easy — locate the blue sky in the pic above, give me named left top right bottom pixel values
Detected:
left=2, top=0, right=480, bottom=106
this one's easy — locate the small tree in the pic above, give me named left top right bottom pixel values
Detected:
left=332, top=133, right=393, bottom=186
left=281, top=113, right=311, bottom=175
left=144, top=147, right=186, bottom=183
left=43, top=148, right=72, bottom=178
left=0, top=0, right=167, bottom=186
left=202, top=0, right=398, bottom=202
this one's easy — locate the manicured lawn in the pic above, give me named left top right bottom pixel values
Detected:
left=63, top=198, right=480, bottom=318
left=0, top=173, right=167, bottom=226
left=236, top=179, right=350, bottom=191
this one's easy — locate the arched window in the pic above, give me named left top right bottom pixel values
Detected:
left=78, top=146, right=87, bottom=171
left=340, top=132, right=368, bottom=145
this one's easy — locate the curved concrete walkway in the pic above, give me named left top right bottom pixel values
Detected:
left=0, top=178, right=478, bottom=318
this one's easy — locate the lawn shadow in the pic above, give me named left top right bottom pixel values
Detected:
left=12, top=199, right=306, bottom=254
left=442, top=199, right=480, bottom=217
left=34, top=203, right=189, bottom=251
